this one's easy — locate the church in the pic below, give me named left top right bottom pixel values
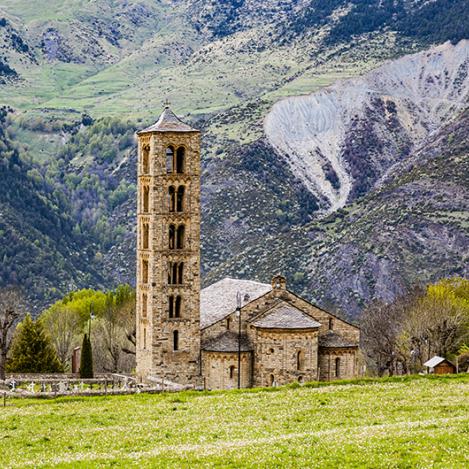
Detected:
left=135, top=106, right=360, bottom=389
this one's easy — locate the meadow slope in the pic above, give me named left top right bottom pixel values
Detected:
left=1, top=375, right=469, bottom=468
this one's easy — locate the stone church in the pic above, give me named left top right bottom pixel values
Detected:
left=135, top=106, right=360, bottom=389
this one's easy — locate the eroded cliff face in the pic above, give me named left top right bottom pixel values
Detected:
left=264, top=40, right=469, bottom=212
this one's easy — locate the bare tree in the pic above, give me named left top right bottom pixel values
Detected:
left=0, top=287, right=27, bottom=380
left=42, top=306, right=81, bottom=370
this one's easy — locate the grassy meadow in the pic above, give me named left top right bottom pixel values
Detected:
left=1, top=375, right=468, bottom=468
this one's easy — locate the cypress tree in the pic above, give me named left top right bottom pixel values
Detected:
left=7, top=314, right=63, bottom=373
left=79, top=333, right=94, bottom=378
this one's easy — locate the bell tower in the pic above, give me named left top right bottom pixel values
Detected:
left=136, top=106, right=201, bottom=385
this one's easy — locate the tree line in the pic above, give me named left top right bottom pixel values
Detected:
left=0, top=284, right=136, bottom=380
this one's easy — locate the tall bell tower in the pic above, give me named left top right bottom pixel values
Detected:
left=136, top=106, right=201, bottom=385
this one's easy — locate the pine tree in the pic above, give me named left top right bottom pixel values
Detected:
left=7, top=314, right=64, bottom=373
left=79, top=333, right=94, bottom=378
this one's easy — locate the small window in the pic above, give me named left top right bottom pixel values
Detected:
left=168, top=186, right=176, bottom=212
left=229, top=365, right=235, bottom=379
left=142, top=293, right=147, bottom=318
left=142, top=223, right=149, bottom=249
left=298, top=376, right=303, bottom=383
left=166, top=146, right=174, bottom=174
left=269, top=348, right=274, bottom=354
left=176, top=186, right=185, bottom=212
left=143, top=327, right=147, bottom=349
left=335, top=357, right=341, bottom=378
left=176, top=147, right=185, bottom=173
left=297, top=350, right=305, bottom=371
left=227, top=317, right=231, bottom=330
left=168, top=295, right=174, bottom=318
left=142, top=146, right=150, bottom=174
left=175, top=295, right=182, bottom=318
left=173, top=330, right=179, bottom=351
left=329, top=318, right=334, bottom=330
left=269, top=374, right=275, bottom=387
left=178, top=263, right=184, bottom=284
left=143, top=186, right=149, bottom=212
left=176, top=225, right=185, bottom=249
left=169, top=224, right=176, bottom=249
left=142, top=259, right=149, bottom=284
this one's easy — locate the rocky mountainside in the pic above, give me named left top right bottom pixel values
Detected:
left=0, top=1, right=468, bottom=316
left=264, top=41, right=469, bottom=211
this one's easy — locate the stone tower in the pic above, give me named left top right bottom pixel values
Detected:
left=135, top=106, right=201, bottom=385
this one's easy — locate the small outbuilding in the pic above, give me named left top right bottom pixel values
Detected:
left=423, top=356, right=457, bottom=375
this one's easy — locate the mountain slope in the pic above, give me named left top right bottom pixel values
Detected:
left=264, top=41, right=469, bottom=212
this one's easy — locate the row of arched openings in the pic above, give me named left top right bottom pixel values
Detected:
left=141, top=145, right=186, bottom=174
left=168, top=262, right=184, bottom=285
left=169, top=224, right=185, bottom=249
left=168, top=186, right=185, bottom=212
left=169, top=295, right=182, bottom=319
left=166, top=146, right=185, bottom=174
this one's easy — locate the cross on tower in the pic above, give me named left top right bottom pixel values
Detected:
left=163, top=98, right=171, bottom=109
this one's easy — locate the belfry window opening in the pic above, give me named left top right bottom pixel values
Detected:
left=142, top=145, right=150, bottom=174
left=176, top=186, right=185, bottom=212
left=176, top=225, right=185, bottom=249
left=176, top=147, right=185, bottom=173
left=168, top=186, right=176, bottom=212
left=143, top=186, right=149, bottom=212
left=142, top=223, right=149, bottom=249
left=142, top=259, right=149, bottom=284
left=168, top=295, right=174, bottom=318
left=169, top=224, right=176, bottom=249
left=166, top=146, right=174, bottom=174
left=175, top=295, right=182, bottom=318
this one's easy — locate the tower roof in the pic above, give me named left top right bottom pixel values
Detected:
left=137, top=106, right=199, bottom=134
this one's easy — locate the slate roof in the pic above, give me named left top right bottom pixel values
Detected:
left=202, top=331, right=253, bottom=352
left=318, top=331, right=357, bottom=348
left=423, top=356, right=453, bottom=368
left=200, top=278, right=272, bottom=329
left=137, top=107, right=198, bottom=134
left=251, top=302, right=321, bottom=329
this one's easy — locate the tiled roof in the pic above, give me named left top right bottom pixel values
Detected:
left=137, top=107, right=198, bottom=133
left=200, top=278, right=272, bottom=329
left=319, top=331, right=357, bottom=348
left=251, top=302, right=321, bottom=329
left=202, top=331, right=252, bottom=352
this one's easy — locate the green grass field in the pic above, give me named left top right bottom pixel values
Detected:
left=2, top=375, right=468, bottom=468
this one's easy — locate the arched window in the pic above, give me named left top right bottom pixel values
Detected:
left=169, top=224, right=176, bottom=249
left=173, top=330, right=179, bottom=351
left=329, top=318, right=334, bottom=330
left=175, top=295, right=182, bottom=318
left=166, top=146, right=174, bottom=174
left=142, top=146, right=150, bottom=174
left=178, top=263, right=184, bottom=284
left=176, top=147, right=185, bottom=173
left=269, top=374, right=275, bottom=387
left=297, top=350, right=305, bottom=371
left=143, top=186, right=149, bottom=212
left=335, top=357, right=341, bottom=378
left=142, top=259, right=148, bottom=284
left=226, top=317, right=231, bottom=330
left=298, top=376, right=303, bottom=383
left=168, top=186, right=176, bottom=212
left=229, top=365, right=235, bottom=379
left=143, top=328, right=147, bottom=349
left=142, top=223, right=149, bottom=249
left=176, top=225, right=185, bottom=249
left=176, top=186, right=185, bottom=212
left=168, top=295, right=174, bottom=318
left=142, top=293, right=147, bottom=318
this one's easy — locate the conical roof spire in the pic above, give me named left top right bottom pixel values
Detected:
left=138, top=105, right=198, bottom=134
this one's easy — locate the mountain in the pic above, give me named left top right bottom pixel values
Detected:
left=0, top=1, right=468, bottom=316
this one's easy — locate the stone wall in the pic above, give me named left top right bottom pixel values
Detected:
left=251, top=328, right=319, bottom=386
left=318, top=348, right=358, bottom=381
left=202, top=351, right=252, bottom=389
